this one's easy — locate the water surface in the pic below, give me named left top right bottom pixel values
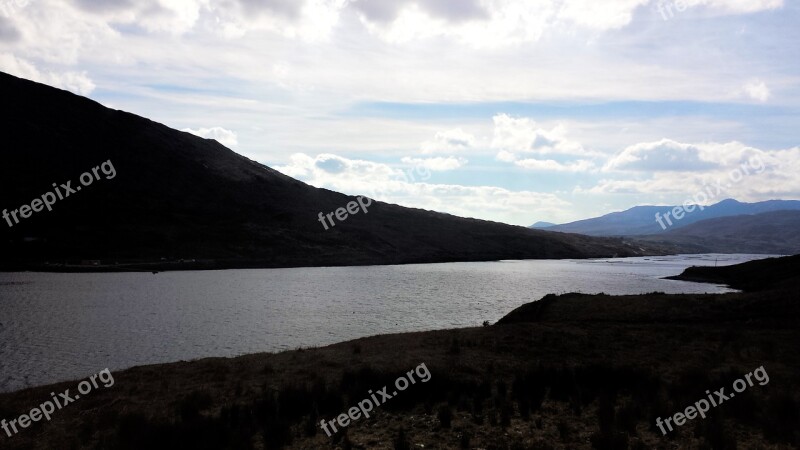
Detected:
left=0, top=254, right=775, bottom=392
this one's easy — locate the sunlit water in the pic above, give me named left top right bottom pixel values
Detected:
left=0, top=254, right=777, bottom=392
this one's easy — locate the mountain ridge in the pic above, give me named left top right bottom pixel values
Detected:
left=538, top=199, right=800, bottom=236
left=0, top=72, right=666, bottom=271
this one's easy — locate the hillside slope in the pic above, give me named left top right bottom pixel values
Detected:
left=634, top=210, right=800, bottom=255
left=0, top=72, right=661, bottom=270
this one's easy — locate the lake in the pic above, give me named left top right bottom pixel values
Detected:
left=0, top=254, right=776, bottom=392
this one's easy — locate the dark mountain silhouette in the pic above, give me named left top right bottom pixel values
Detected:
left=0, top=72, right=664, bottom=271
left=540, top=198, right=800, bottom=236
left=634, top=210, right=800, bottom=255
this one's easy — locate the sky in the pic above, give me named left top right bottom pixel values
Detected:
left=1, top=0, right=799, bottom=226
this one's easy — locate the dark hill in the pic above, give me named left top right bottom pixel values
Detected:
left=666, top=254, right=800, bottom=292
left=0, top=72, right=661, bottom=270
left=633, top=210, right=800, bottom=255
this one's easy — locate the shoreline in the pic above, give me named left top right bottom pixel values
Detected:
left=0, top=251, right=780, bottom=274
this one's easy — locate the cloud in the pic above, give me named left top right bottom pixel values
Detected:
left=0, top=53, right=95, bottom=94
left=355, top=1, right=556, bottom=46
left=515, top=158, right=596, bottom=172
left=9, top=0, right=778, bottom=49
left=742, top=80, right=771, bottom=102
left=231, top=0, right=304, bottom=19
left=205, top=0, right=348, bottom=40
left=491, top=114, right=595, bottom=157
left=401, top=156, right=467, bottom=171
left=274, top=152, right=571, bottom=225
left=353, top=0, right=784, bottom=46
left=0, top=16, right=20, bottom=42
left=491, top=114, right=600, bottom=173
left=605, top=139, right=719, bottom=172
left=558, top=0, right=650, bottom=30
left=71, top=0, right=137, bottom=14
left=314, top=154, right=347, bottom=173
left=1, top=0, right=790, bottom=111
left=685, top=0, right=783, bottom=14
left=352, top=0, right=487, bottom=24
left=275, top=153, right=397, bottom=185
left=67, top=0, right=207, bottom=35
left=420, top=128, right=475, bottom=154
left=181, top=126, right=239, bottom=147
left=583, top=141, right=800, bottom=201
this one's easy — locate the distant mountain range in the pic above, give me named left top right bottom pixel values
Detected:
left=637, top=210, right=800, bottom=255
left=530, top=221, right=557, bottom=228
left=0, top=72, right=667, bottom=271
left=531, top=199, right=800, bottom=255
left=535, top=199, right=800, bottom=236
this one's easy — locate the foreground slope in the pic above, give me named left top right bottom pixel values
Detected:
left=0, top=72, right=660, bottom=270
left=1, top=257, right=798, bottom=449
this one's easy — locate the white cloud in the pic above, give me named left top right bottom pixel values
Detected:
left=353, top=0, right=784, bottom=46
left=496, top=150, right=517, bottom=163
left=0, top=0, right=790, bottom=112
left=742, top=80, right=771, bottom=102
left=67, top=0, right=208, bottom=35
left=583, top=140, right=800, bottom=202
left=515, top=158, right=596, bottom=172
left=605, top=139, right=719, bottom=172
left=401, top=156, right=467, bottom=171
left=491, top=114, right=600, bottom=173
left=181, top=126, right=238, bottom=147
left=558, top=0, right=650, bottom=30
left=209, top=0, right=348, bottom=41
left=420, top=128, right=475, bottom=154
left=5, top=0, right=778, bottom=51
left=274, top=152, right=571, bottom=225
left=491, top=114, right=596, bottom=157
left=0, top=53, right=95, bottom=94
left=355, top=1, right=555, bottom=47
left=275, top=153, right=397, bottom=187
left=684, top=0, right=783, bottom=14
